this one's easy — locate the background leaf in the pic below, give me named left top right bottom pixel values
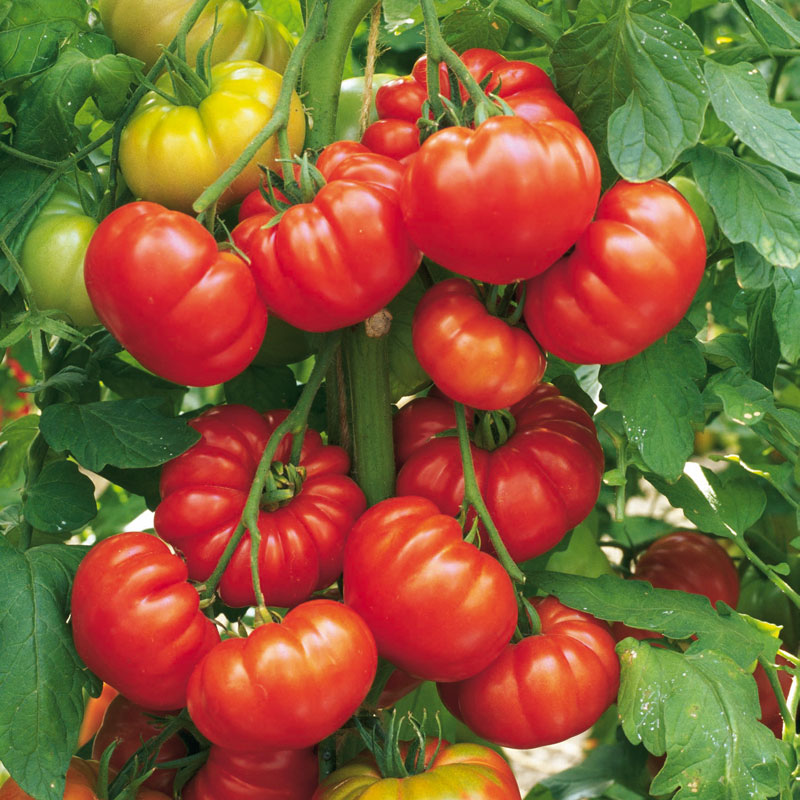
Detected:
left=22, top=459, right=96, bottom=534
left=0, top=538, right=91, bottom=800
left=772, top=267, right=800, bottom=364
left=0, top=414, right=38, bottom=487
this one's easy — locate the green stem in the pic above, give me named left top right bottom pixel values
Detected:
left=193, top=1, right=326, bottom=212
left=738, top=535, right=800, bottom=611
left=599, top=421, right=628, bottom=521
left=454, top=402, right=525, bottom=584
left=200, top=332, right=341, bottom=601
left=758, top=655, right=794, bottom=740
left=301, top=0, right=377, bottom=149
left=342, top=321, right=395, bottom=505
left=0, top=141, right=59, bottom=168
left=494, top=0, right=563, bottom=49
left=730, top=1, right=774, bottom=57
left=770, top=56, right=788, bottom=101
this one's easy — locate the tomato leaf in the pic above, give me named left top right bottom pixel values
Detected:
left=744, top=0, right=800, bottom=48
left=22, top=459, right=96, bottom=534
left=747, top=287, right=780, bottom=388
left=772, top=266, right=800, bottom=365
left=617, top=642, right=793, bottom=799
left=686, top=144, right=800, bottom=268
left=552, top=0, right=707, bottom=182
left=90, top=484, right=147, bottom=541
left=0, top=413, right=38, bottom=488
left=705, top=61, right=800, bottom=177
left=98, top=357, right=187, bottom=416
left=647, top=463, right=766, bottom=541
left=600, top=323, right=705, bottom=481
left=224, top=364, right=301, bottom=411
left=382, top=0, right=465, bottom=33
left=0, top=0, right=89, bottom=83
left=12, top=42, right=139, bottom=159
left=704, top=367, right=775, bottom=427
left=530, top=572, right=779, bottom=669
left=701, top=334, right=751, bottom=372
left=733, top=243, right=774, bottom=290
left=0, top=537, right=91, bottom=800
left=441, top=2, right=510, bottom=52
left=39, top=398, right=201, bottom=472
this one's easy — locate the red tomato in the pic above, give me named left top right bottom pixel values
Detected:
left=78, top=684, right=118, bottom=748
left=412, top=279, right=545, bottom=410
left=613, top=531, right=739, bottom=642
left=438, top=597, right=620, bottom=748
left=315, top=140, right=372, bottom=175
left=376, top=669, right=423, bottom=708
left=238, top=185, right=289, bottom=221
left=318, top=150, right=405, bottom=197
left=400, top=116, right=600, bottom=283
left=393, top=395, right=466, bottom=468
left=374, top=77, right=428, bottom=122
left=155, top=404, right=365, bottom=608
left=182, top=745, right=318, bottom=800
left=343, top=496, right=517, bottom=682
left=187, top=599, right=377, bottom=750
left=396, top=384, right=603, bottom=562
left=231, top=181, right=421, bottom=332
left=524, top=180, right=707, bottom=364
left=361, top=119, right=421, bottom=161
left=91, top=696, right=186, bottom=794
left=754, top=657, right=793, bottom=738
left=70, top=532, right=220, bottom=711
left=84, top=202, right=266, bottom=386
left=313, top=740, right=521, bottom=799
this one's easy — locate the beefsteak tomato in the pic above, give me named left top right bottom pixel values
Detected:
left=187, top=599, right=377, bottom=750
left=155, top=404, right=365, bottom=608
left=400, top=115, right=600, bottom=283
left=84, top=201, right=267, bottom=387
left=412, top=278, right=545, bottom=410
left=524, top=179, right=707, bottom=364
left=438, top=597, right=620, bottom=749
left=395, top=384, right=603, bottom=562
left=70, top=532, right=220, bottom=711
left=343, top=496, right=517, bottom=682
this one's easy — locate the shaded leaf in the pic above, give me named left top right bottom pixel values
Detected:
left=22, top=459, right=96, bottom=534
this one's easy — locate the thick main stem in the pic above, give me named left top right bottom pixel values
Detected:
left=342, top=323, right=395, bottom=506
left=301, top=0, right=378, bottom=150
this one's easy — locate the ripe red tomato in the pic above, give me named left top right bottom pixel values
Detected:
left=155, top=404, right=365, bottom=608
left=754, top=657, right=793, bottom=738
left=78, top=684, right=118, bottom=748
left=412, top=279, right=545, bottom=410
left=70, top=532, right=220, bottom=711
left=231, top=180, right=421, bottom=332
left=524, top=179, right=707, bottom=364
left=187, top=599, right=377, bottom=750
left=343, top=496, right=517, bottom=682
left=613, top=531, right=739, bottom=642
left=400, top=116, right=600, bottom=283
left=438, top=597, right=620, bottom=748
left=361, top=119, right=421, bottom=161
left=315, top=142, right=406, bottom=196
left=395, top=384, right=603, bottom=562
left=84, top=202, right=266, bottom=386
left=182, top=745, right=318, bottom=800
left=91, top=696, right=186, bottom=794
left=393, top=394, right=467, bottom=468
left=313, top=739, right=521, bottom=799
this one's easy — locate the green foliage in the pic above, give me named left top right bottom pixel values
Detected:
left=0, top=537, right=91, bottom=800
left=441, top=1, right=509, bottom=51
left=22, top=458, right=96, bottom=534
left=0, top=414, right=38, bottom=487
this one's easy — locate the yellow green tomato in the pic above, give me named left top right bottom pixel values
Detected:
left=335, top=74, right=396, bottom=141
left=20, top=176, right=100, bottom=327
left=98, top=0, right=291, bottom=74
left=120, top=60, right=305, bottom=213
left=669, top=175, right=716, bottom=245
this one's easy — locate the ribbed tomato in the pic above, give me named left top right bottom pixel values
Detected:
left=155, top=404, right=366, bottom=608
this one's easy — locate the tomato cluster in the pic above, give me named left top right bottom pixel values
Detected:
left=51, top=18, right=716, bottom=799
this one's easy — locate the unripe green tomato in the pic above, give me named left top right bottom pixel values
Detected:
left=253, top=315, right=314, bottom=367
left=20, top=179, right=99, bottom=327
left=335, top=74, right=395, bottom=142
left=669, top=175, right=716, bottom=245
left=541, top=522, right=615, bottom=578
left=98, top=0, right=290, bottom=74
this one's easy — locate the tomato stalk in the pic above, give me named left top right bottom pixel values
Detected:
left=342, top=319, right=395, bottom=506
left=493, top=0, right=563, bottom=48
left=192, top=0, right=327, bottom=213
left=301, top=0, right=380, bottom=149
left=758, top=655, right=796, bottom=742
left=454, top=402, right=526, bottom=584
left=199, top=331, right=342, bottom=604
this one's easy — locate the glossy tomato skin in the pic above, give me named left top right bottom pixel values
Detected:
left=439, top=597, right=620, bottom=749
left=70, top=532, right=220, bottom=711
left=120, top=61, right=304, bottom=213
left=182, top=745, right=317, bottom=800
left=396, top=384, right=603, bottom=562
left=232, top=180, right=421, bottom=332
left=316, top=146, right=406, bottom=197
left=155, top=404, right=365, bottom=608
left=361, top=119, right=421, bottom=161
left=412, top=279, right=545, bottom=410
left=0, top=759, right=169, bottom=800
left=343, top=496, right=517, bottom=682
left=187, top=599, right=377, bottom=750
left=313, top=740, right=521, bottom=800
left=400, top=116, right=600, bottom=283
left=98, top=0, right=292, bottom=73
left=78, top=684, right=118, bottom=748
left=393, top=396, right=462, bottom=468
left=524, top=179, right=707, bottom=364
left=84, top=202, right=266, bottom=387
left=92, top=696, right=186, bottom=794
left=20, top=177, right=99, bottom=327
